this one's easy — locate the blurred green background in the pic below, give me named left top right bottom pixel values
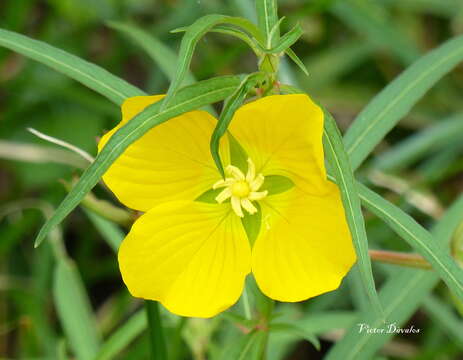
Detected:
left=1, top=0, right=463, bottom=359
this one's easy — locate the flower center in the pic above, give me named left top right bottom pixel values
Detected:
left=231, top=181, right=250, bottom=198
left=212, top=158, right=268, bottom=217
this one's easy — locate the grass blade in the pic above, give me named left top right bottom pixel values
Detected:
left=330, top=0, right=420, bottom=65
left=325, top=195, right=463, bottom=359
left=323, top=110, right=384, bottom=319
left=146, top=301, right=167, bottom=360
left=344, top=34, right=463, bottom=170
left=423, top=295, right=463, bottom=348
left=95, top=310, right=147, bottom=360
left=107, top=22, right=196, bottom=86
left=54, top=258, right=101, bottom=360
left=0, top=28, right=145, bottom=105
left=373, top=113, right=463, bottom=172
left=358, top=183, right=463, bottom=304
left=34, top=75, right=241, bottom=247
left=84, top=210, right=124, bottom=253
left=108, top=22, right=217, bottom=115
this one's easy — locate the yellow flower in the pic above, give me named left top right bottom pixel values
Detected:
left=99, top=94, right=356, bottom=318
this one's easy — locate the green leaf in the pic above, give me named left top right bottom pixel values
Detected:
left=0, top=28, right=145, bottom=106
left=95, top=310, right=146, bottom=360
left=284, top=48, right=309, bottom=76
left=53, top=258, right=101, bottom=360
left=145, top=301, right=167, bottom=360
left=423, top=295, right=463, bottom=348
left=256, top=0, right=279, bottom=47
left=229, top=133, right=249, bottom=171
left=208, top=25, right=262, bottom=55
left=373, top=113, right=463, bottom=172
left=241, top=203, right=262, bottom=246
left=267, top=23, right=303, bottom=54
left=330, top=0, right=420, bottom=65
left=84, top=210, right=124, bottom=253
left=270, top=323, right=320, bottom=350
left=325, top=196, right=463, bottom=360
left=357, top=183, right=463, bottom=304
left=221, top=330, right=267, bottom=360
left=344, top=34, right=463, bottom=170
left=34, top=75, right=241, bottom=247
left=210, top=72, right=263, bottom=176
left=260, top=175, right=294, bottom=195
left=107, top=21, right=196, bottom=86
left=323, top=110, right=384, bottom=320
left=108, top=21, right=218, bottom=116
left=163, top=14, right=263, bottom=109
left=195, top=188, right=223, bottom=203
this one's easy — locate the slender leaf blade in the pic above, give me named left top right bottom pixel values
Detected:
left=326, top=195, right=463, bottom=359
left=95, top=310, right=147, bottom=360
left=358, top=183, right=463, bottom=303
left=267, top=23, right=303, bottom=54
left=210, top=72, right=262, bottom=176
left=373, top=113, right=463, bottom=172
left=0, top=28, right=145, bottom=105
left=344, top=34, right=463, bottom=170
left=53, top=259, right=101, bottom=360
left=256, top=0, right=279, bottom=47
left=107, top=22, right=196, bottom=86
left=163, top=14, right=262, bottom=108
left=323, top=110, right=384, bottom=319
left=35, top=76, right=241, bottom=247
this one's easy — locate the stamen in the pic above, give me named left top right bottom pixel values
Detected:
left=215, top=188, right=232, bottom=203
left=246, top=158, right=256, bottom=182
left=250, top=174, right=265, bottom=191
left=241, top=199, right=258, bottom=214
left=248, top=191, right=268, bottom=201
left=226, top=165, right=245, bottom=180
left=231, top=197, right=244, bottom=217
left=213, top=178, right=234, bottom=189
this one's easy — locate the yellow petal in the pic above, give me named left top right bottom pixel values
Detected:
left=98, top=96, right=227, bottom=211
left=228, top=94, right=328, bottom=195
left=118, top=200, right=250, bottom=318
left=253, top=184, right=356, bottom=302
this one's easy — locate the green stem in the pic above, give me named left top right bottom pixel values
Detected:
left=145, top=301, right=168, bottom=360
left=242, top=287, right=252, bottom=320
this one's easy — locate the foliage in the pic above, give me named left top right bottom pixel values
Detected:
left=1, top=0, right=463, bottom=359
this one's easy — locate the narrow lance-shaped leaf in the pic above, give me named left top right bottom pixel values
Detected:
left=35, top=75, right=242, bottom=247
left=256, top=0, right=279, bottom=47
left=344, top=34, right=463, bottom=170
left=210, top=72, right=264, bottom=176
left=373, top=113, right=463, bottom=172
left=162, top=14, right=263, bottom=109
left=94, top=310, right=146, bottom=360
left=107, top=21, right=196, bottom=86
left=326, top=195, right=463, bottom=360
left=330, top=0, right=420, bottom=65
left=0, top=28, right=145, bottom=105
left=284, top=48, right=309, bottom=76
left=322, top=109, right=385, bottom=320
left=266, top=23, right=303, bottom=54
left=54, top=259, right=101, bottom=360
left=358, top=183, right=463, bottom=304
left=146, top=301, right=167, bottom=360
